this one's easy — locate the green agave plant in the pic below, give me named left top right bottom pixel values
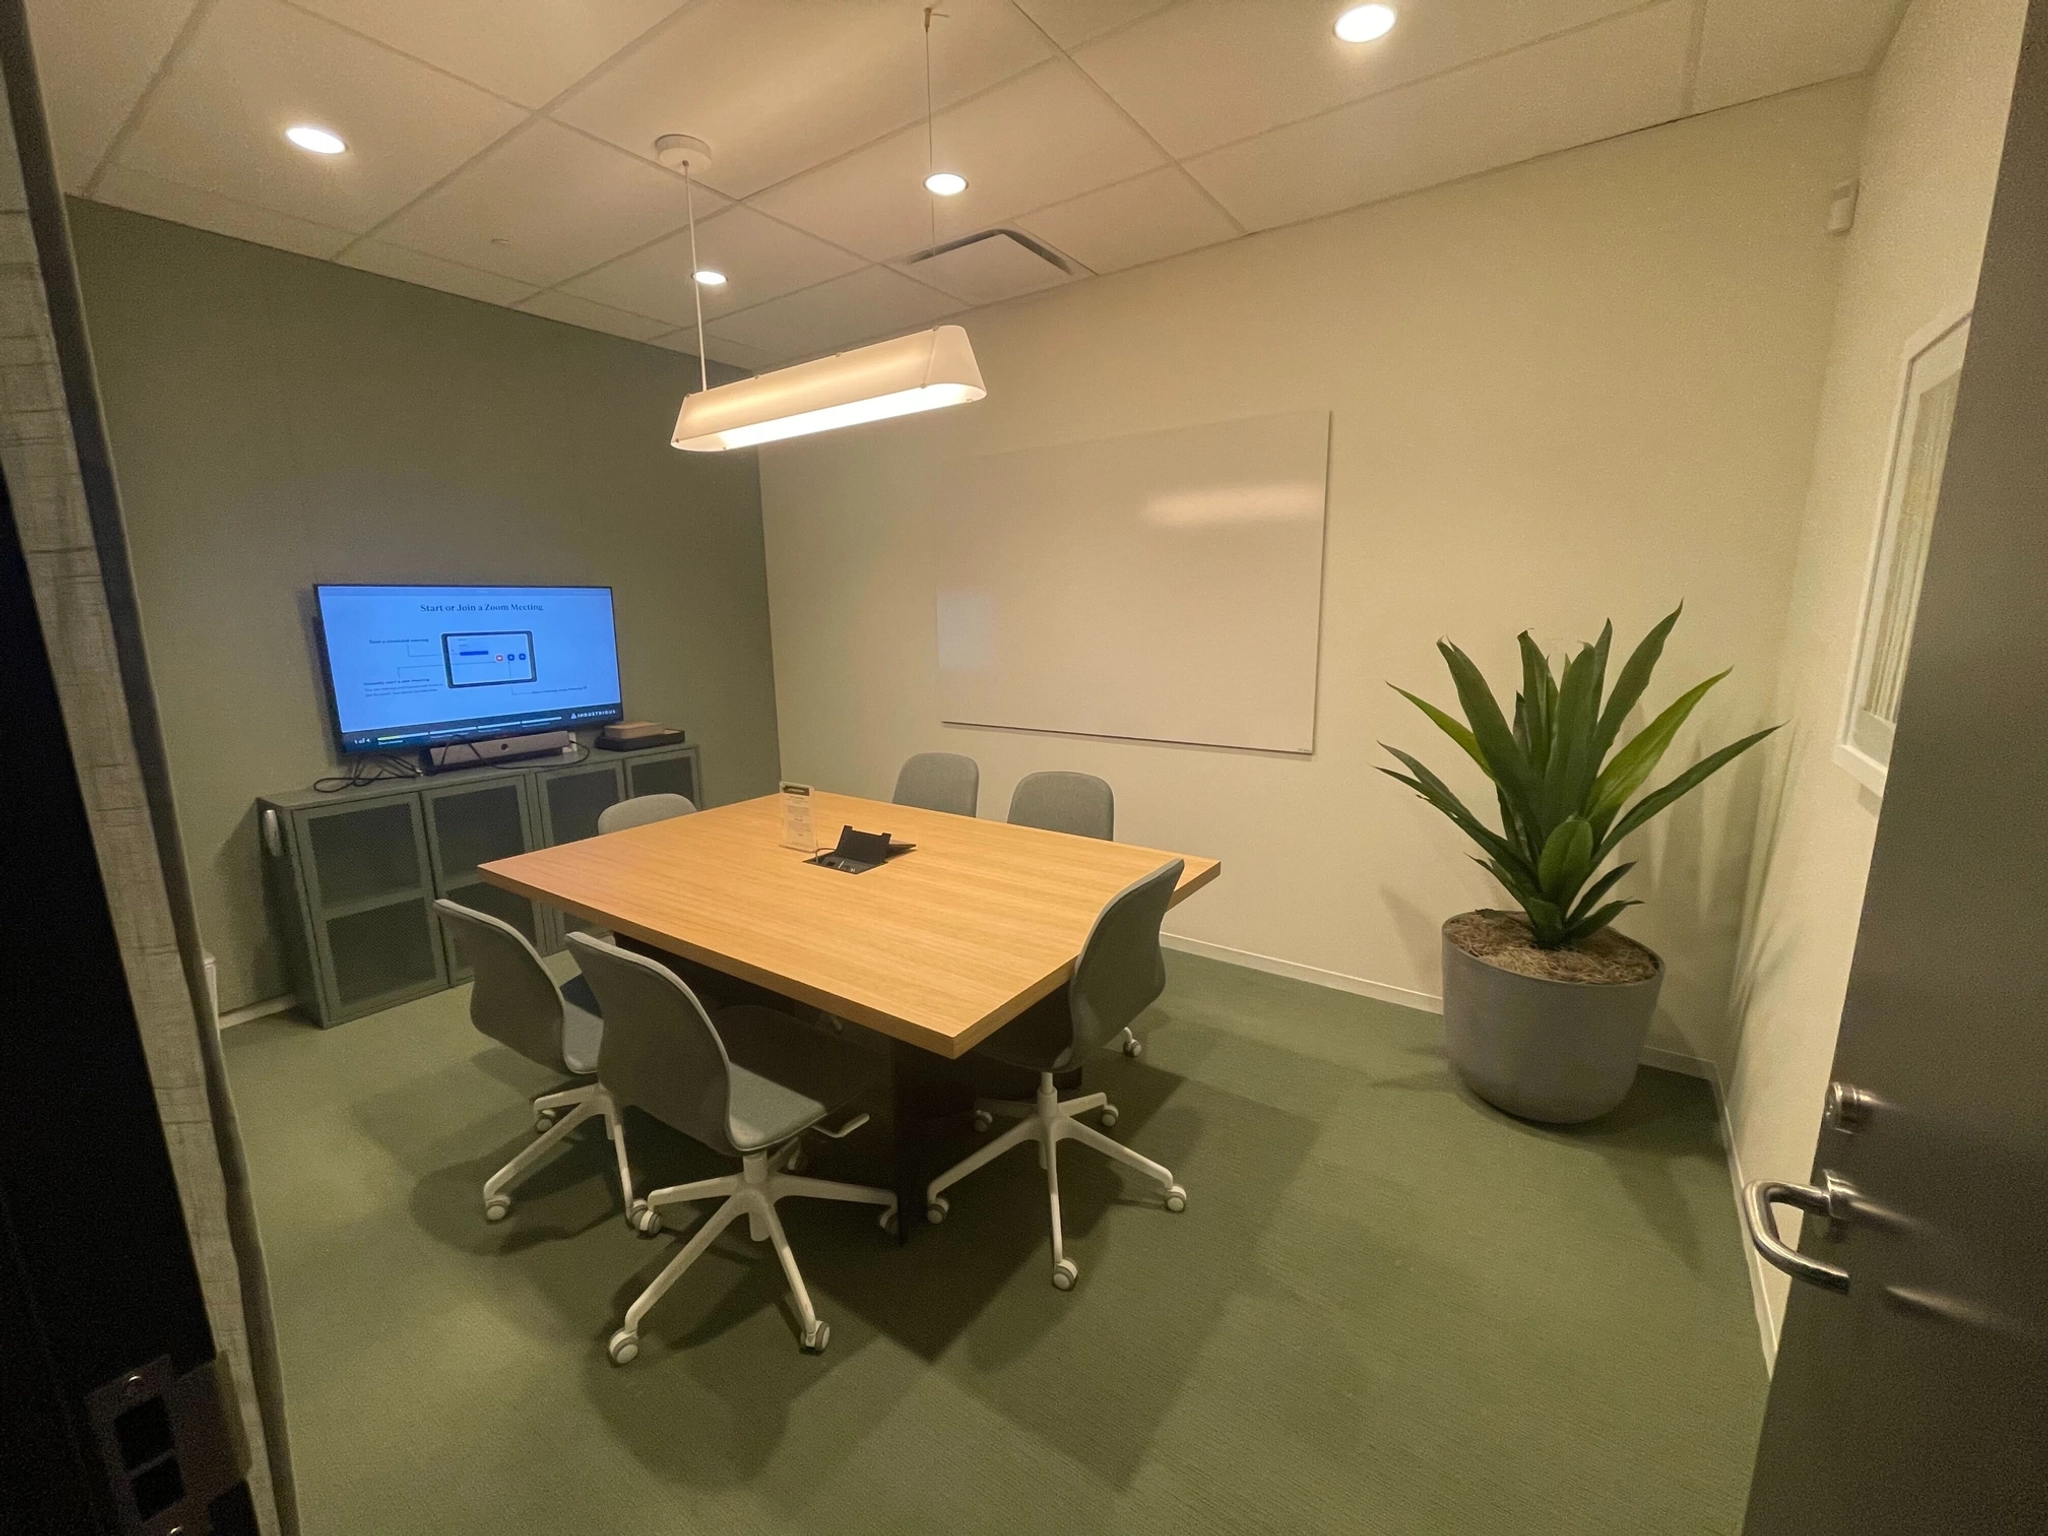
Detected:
left=1383, top=608, right=1778, bottom=949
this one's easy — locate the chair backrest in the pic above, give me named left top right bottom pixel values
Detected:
left=565, top=934, right=737, bottom=1155
left=1067, top=860, right=1182, bottom=1057
left=434, top=899, right=570, bottom=1072
left=893, top=752, right=979, bottom=816
left=597, top=792, right=696, bottom=835
left=1008, top=771, right=1114, bottom=840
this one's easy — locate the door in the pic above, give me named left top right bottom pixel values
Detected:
left=292, top=794, right=446, bottom=1022
left=1740, top=11, right=2048, bottom=1531
left=424, top=774, right=543, bottom=972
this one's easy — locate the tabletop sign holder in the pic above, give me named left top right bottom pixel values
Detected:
left=779, top=782, right=815, bottom=850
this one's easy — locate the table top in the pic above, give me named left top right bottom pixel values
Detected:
left=478, top=791, right=1220, bottom=1057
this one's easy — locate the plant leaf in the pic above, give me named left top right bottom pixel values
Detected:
left=1537, top=815, right=1595, bottom=900
left=1589, top=670, right=1730, bottom=833
left=1380, top=752, right=1537, bottom=885
left=1560, top=899, right=1638, bottom=946
left=1540, top=645, right=1605, bottom=830
left=1517, top=632, right=1554, bottom=769
left=1438, top=640, right=1544, bottom=839
left=1596, top=726, right=1780, bottom=861
left=1592, top=606, right=1681, bottom=765
left=1566, top=861, right=1636, bottom=924
left=1392, top=686, right=1487, bottom=775
left=1522, top=892, right=1566, bottom=946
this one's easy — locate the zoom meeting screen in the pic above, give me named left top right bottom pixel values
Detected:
left=316, top=584, right=623, bottom=752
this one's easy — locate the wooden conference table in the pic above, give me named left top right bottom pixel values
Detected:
left=479, top=789, right=1220, bottom=1232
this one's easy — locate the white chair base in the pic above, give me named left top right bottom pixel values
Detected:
left=607, top=1141, right=896, bottom=1363
left=926, top=1072, right=1185, bottom=1290
left=481, top=1081, right=649, bottom=1231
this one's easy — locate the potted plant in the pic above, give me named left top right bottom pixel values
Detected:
left=1384, top=609, right=1776, bottom=1123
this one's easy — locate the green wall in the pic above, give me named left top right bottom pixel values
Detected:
left=68, top=199, right=782, bottom=1013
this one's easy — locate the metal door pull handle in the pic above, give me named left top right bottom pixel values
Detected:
left=1743, top=1179, right=1852, bottom=1293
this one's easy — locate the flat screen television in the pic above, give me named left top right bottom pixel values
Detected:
left=315, top=584, right=624, bottom=753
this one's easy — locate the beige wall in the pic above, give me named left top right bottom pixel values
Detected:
left=760, top=83, right=1863, bottom=1066
left=70, top=202, right=784, bottom=1014
left=1723, top=0, right=2026, bottom=1357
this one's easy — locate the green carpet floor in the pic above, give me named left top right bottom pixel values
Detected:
left=223, top=950, right=1766, bottom=1534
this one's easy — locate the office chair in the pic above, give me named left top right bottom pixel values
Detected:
left=892, top=751, right=979, bottom=816
left=924, top=861, right=1187, bottom=1290
left=597, top=792, right=697, bottom=834
left=1004, top=772, right=1143, bottom=1060
left=433, top=899, right=652, bottom=1232
left=567, top=934, right=897, bottom=1360
left=1008, top=770, right=1113, bottom=840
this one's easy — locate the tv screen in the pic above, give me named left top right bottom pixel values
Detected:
left=315, top=584, right=623, bottom=753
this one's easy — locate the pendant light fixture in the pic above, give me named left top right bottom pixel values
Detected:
left=664, top=8, right=985, bottom=453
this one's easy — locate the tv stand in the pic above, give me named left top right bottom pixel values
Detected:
left=422, top=729, right=576, bottom=773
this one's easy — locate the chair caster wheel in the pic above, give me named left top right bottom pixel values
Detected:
left=607, top=1330, right=639, bottom=1366
left=483, top=1195, right=511, bottom=1223
left=971, top=1110, right=993, bottom=1133
left=534, top=1110, right=558, bottom=1135
left=926, top=1196, right=949, bottom=1225
left=630, top=1202, right=662, bottom=1235
left=800, top=1319, right=831, bottom=1353
left=879, top=1206, right=899, bottom=1236
left=1123, top=1036, right=1144, bottom=1059
left=1164, top=1185, right=1187, bottom=1213
left=1099, top=1104, right=1119, bottom=1128
left=1051, top=1259, right=1078, bottom=1291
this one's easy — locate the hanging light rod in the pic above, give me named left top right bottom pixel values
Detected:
left=671, top=326, right=985, bottom=452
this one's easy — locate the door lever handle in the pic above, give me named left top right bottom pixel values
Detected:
left=1743, top=1176, right=1853, bottom=1293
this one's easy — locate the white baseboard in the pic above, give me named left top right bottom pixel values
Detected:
left=1160, top=932, right=1444, bottom=1014
left=217, top=993, right=295, bottom=1029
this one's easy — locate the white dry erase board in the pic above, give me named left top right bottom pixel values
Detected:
left=933, top=410, right=1329, bottom=754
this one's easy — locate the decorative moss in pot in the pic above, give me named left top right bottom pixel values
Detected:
left=1384, top=609, right=1777, bottom=1124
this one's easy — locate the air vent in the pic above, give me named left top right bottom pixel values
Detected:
left=901, top=229, right=1082, bottom=306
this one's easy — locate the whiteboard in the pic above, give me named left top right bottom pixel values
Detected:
left=935, top=410, right=1328, bottom=753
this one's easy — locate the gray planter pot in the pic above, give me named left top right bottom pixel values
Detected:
left=1440, top=917, right=1663, bottom=1124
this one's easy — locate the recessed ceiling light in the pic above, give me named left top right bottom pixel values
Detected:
left=1334, top=4, right=1396, bottom=42
left=693, top=269, right=727, bottom=287
left=285, top=124, right=347, bottom=155
left=924, top=171, right=967, bottom=197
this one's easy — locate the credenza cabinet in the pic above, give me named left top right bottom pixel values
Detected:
left=258, top=743, right=700, bottom=1026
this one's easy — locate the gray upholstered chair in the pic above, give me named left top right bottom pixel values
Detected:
left=892, top=751, right=979, bottom=816
left=597, top=792, right=696, bottom=834
left=1004, top=771, right=1143, bottom=1059
left=433, top=899, right=649, bottom=1232
left=1008, top=770, right=1113, bottom=841
left=924, top=860, right=1188, bottom=1291
left=567, top=933, right=896, bottom=1360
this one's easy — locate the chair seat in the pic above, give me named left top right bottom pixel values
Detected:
left=559, top=974, right=603, bottom=1075
left=714, top=1005, right=881, bottom=1152
left=971, top=989, right=1078, bottom=1073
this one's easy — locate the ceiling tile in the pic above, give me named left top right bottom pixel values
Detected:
left=1019, top=165, right=1240, bottom=274
left=1075, top=0, right=1645, bottom=160
left=561, top=205, right=865, bottom=328
left=1693, top=0, right=1908, bottom=113
left=550, top=0, right=1052, bottom=200
left=288, top=0, right=689, bottom=108
left=514, top=288, right=671, bottom=340
left=373, top=118, right=728, bottom=286
left=113, top=0, right=526, bottom=232
left=707, top=265, right=964, bottom=360
left=338, top=238, right=539, bottom=305
left=896, top=230, right=1077, bottom=305
left=25, top=0, right=198, bottom=191
left=753, top=60, right=1166, bottom=261
left=88, top=165, right=353, bottom=257
left=1010, top=0, right=1176, bottom=50
left=652, top=329, right=784, bottom=372
left=1186, top=0, right=1694, bottom=232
